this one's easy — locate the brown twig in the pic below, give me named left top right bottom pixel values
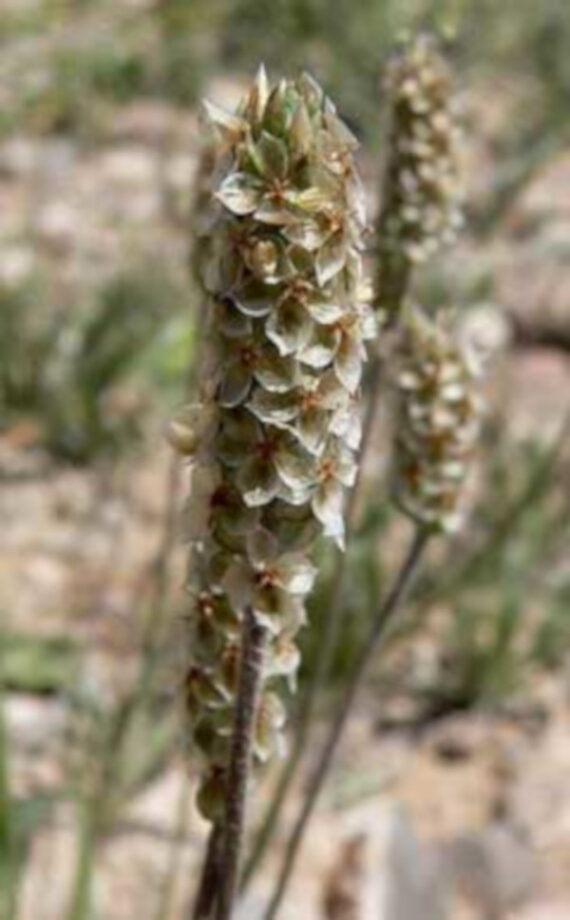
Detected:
left=263, top=528, right=429, bottom=920
left=215, top=608, right=267, bottom=920
left=192, top=824, right=223, bottom=920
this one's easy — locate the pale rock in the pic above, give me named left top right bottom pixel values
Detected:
left=35, top=201, right=78, bottom=246
left=442, top=822, right=536, bottom=915
left=0, top=243, right=35, bottom=284
left=384, top=809, right=447, bottom=920
left=125, top=765, right=198, bottom=839
left=0, top=136, right=38, bottom=175
left=4, top=694, right=66, bottom=752
left=101, top=147, right=157, bottom=188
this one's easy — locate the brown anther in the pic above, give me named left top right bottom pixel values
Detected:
left=420, top=369, right=440, bottom=398
left=301, top=390, right=319, bottom=412
left=403, top=460, right=422, bottom=488
left=256, top=433, right=280, bottom=462
left=185, top=665, right=202, bottom=688
left=288, top=278, right=312, bottom=303
left=326, top=211, right=344, bottom=234
left=439, top=489, right=459, bottom=511
left=255, top=566, right=279, bottom=589
left=222, top=644, right=240, bottom=689
left=425, top=433, right=450, bottom=460
left=318, top=457, right=337, bottom=482
left=332, top=313, right=355, bottom=336
left=198, top=592, right=216, bottom=618
left=211, top=484, right=233, bottom=510
left=229, top=225, right=249, bottom=252
left=240, top=344, right=258, bottom=368
left=269, top=178, right=289, bottom=201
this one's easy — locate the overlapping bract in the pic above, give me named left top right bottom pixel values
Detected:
left=171, top=68, right=373, bottom=820
left=392, top=308, right=481, bottom=534
left=377, top=34, right=462, bottom=315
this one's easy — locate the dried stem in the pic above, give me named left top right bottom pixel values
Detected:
left=192, top=824, right=223, bottom=920
left=240, top=354, right=384, bottom=891
left=215, top=608, right=267, bottom=920
left=263, top=528, right=429, bottom=920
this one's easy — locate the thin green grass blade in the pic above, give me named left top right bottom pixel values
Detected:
left=65, top=797, right=97, bottom=920
left=0, top=638, right=17, bottom=920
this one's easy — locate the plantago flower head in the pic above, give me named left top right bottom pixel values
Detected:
left=376, top=34, right=462, bottom=317
left=172, top=66, right=374, bottom=821
left=392, top=307, right=482, bottom=534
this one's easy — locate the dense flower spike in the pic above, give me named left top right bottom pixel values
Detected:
left=376, top=34, right=462, bottom=316
left=392, top=308, right=482, bottom=534
left=173, top=67, right=373, bottom=821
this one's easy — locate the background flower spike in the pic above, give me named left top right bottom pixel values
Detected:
left=392, top=306, right=482, bottom=534
left=375, top=33, right=463, bottom=320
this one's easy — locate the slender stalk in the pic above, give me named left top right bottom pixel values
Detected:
left=240, top=354, right=384, bottom=891
left=0, top=639, right=17, bottom=920
left=373, top=250, right=411, bottom=319
left=371, top=69, right=411, bottom=320
left=192, top=825, right=222, bottom=920
left=263, top=528, right=429, bottom=920
left=215, top=609, right=267, bottom=920
left=65, top=796, right=97, bottom=920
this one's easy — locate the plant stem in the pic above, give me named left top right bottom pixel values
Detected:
left=263, top=528, right=429, bottom=920
left=0, top=640, right=17, bottom=920
left=373, top=249, right=411, bottom=319
left=240, top=355, right=384, bottom=892
left=65, top=796, right=97, bottom=920
left=215, top=608, right=267, bottom=920
left=192, top=825, right=222, bottom=920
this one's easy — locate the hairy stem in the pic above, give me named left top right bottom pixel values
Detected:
left=216, top=609, right=267, bottom=920
left=192, top=825, right=223, bottom=920
left=263, top=528, right=429, bottom=920
left=240, top=355, right=384, bottom=891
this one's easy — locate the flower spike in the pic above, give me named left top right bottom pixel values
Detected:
left=173, top=69, right=373, bottom=820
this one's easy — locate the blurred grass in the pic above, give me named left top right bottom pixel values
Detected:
left=0, top=268, right=192, bottom=464
left=400, top=423, right=569, bottom=713
left=0, top=634, right=79, bottom=695
left=300, top=418, right=570, bottom=713
left=0, top=674, right=17, bottom=920
left=1, top=0, right=569, bottom=146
